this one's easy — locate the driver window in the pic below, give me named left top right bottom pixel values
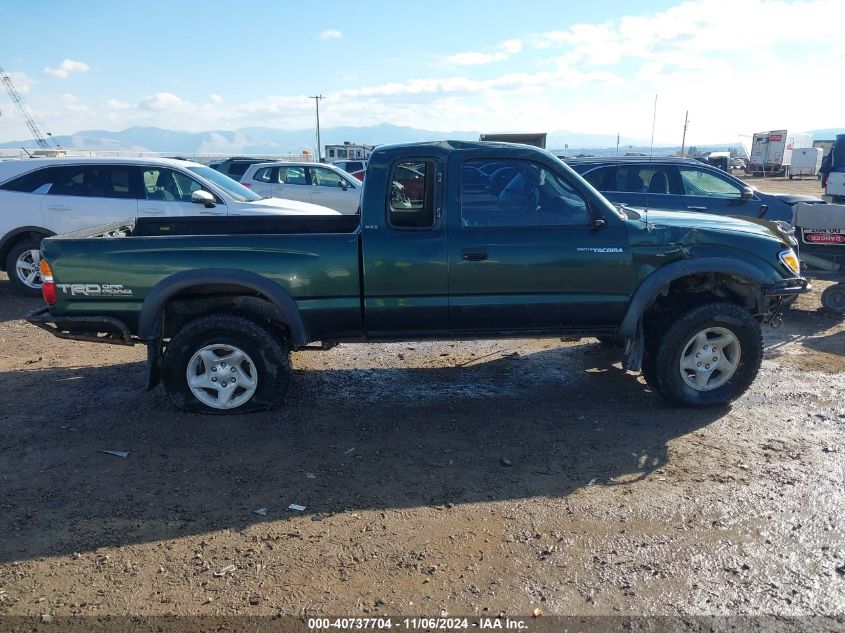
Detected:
left=679, top=167, right=741, bottom=198
left=460, top=158, right=590, bottom=227
left=142, top=168, right=203, bottom=202
left=310, top=167, right=347, bottom=188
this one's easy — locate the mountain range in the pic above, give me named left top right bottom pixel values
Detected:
left=1, top=123, right=841, bottom=155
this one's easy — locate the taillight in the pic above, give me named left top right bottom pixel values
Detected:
left=40, top=259, right=56, bottom=305
left=241, top=182, right=251, bottom=188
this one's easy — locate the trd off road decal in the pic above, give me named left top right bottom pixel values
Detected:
left=56, top=283, right=133, bottom=297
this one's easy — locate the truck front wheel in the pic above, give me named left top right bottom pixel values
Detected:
left=650, top=302, right=762, bottom=406
left=161, top=314, right=290, bottom=414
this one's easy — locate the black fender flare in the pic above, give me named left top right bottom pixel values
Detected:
left=618, top=257, right=773, bottom=338
left=137, top=268, right=308, bottom=347
left=0, top=226, right=56, bottom=264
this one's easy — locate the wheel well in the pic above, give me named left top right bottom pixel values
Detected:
left=1, top=230, right=50, bottom=272
left=161, top=285, right=292, bottom=343
left=644, top=272, right=761, bottom=327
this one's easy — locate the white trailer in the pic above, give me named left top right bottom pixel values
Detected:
left=748, top=129, right=813, bottom=176
left=790, top=147, right=823, bottom=179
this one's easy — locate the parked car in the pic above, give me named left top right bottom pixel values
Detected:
left=210, top=157, right=272, bottom=180
left=561, top=156, right=823, bottom=224
left=331, top=159, right=367, bottom=175
left=0, top=157, right=338, bottom=295
left=240, top=162, right=362, bottom=214
left=28, top=141, right=805, bottom=414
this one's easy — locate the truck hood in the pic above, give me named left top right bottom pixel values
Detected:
left=634, top=209, right=788, bottom=242
left=236, top=196, right=342, bottom=215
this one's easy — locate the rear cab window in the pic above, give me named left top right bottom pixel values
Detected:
left=387, top=159, right=437, bottom=229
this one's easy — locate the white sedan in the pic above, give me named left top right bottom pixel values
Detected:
left=240, top=162, right=362, bottom=215
left=0, top=156, right=338, bottom=294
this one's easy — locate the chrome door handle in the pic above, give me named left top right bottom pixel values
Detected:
left=141, top=208, right=165, bottom=214
left=462, top=251, right=488, bottom=261
left=47, top=205, right=71, bottom=211
left=687, top=206, right=707, bottom=211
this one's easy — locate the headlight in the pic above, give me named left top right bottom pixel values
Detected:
left=779, top=249, right=801, bottom=275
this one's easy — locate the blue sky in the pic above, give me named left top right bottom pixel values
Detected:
left=1, top=0, right=843, bottom=146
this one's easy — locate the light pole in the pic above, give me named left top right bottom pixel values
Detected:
left=309, top=95, right=324, bottom=162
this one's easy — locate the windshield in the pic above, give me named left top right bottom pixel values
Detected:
left=188, top=166, right=264, bottom=202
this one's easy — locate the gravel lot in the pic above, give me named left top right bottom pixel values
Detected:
left=0, top=178, right=843, bottom=621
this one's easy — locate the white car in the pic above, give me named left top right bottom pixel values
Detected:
left=240, top=162, right=362, bottom=215
left=0, top=157, right=339, bottom=295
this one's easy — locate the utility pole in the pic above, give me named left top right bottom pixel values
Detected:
left=680, top=110, right=689, bottom=156
left=616, top=133, right=620, bottom=156
left=309, top=95, right=324, bottom=162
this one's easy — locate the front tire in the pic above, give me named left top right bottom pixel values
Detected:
left=161, top=314, right=290, bottom=414
left=652, top=302, right=762, bottom=406
left=5, top=238, right=44, bottom=297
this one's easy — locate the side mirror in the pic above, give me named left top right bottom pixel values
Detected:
left=191, top=190, right=216, bottom=208
left=592, top=218, right=607, bottom=230
left=740, top=186, right=753, bottom=201
left=338, top=180, right=348, bottom=191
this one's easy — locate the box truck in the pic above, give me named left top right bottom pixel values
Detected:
left=790, top=147, right=823, bottom=179
left=748, top=130, right=813, bottom=176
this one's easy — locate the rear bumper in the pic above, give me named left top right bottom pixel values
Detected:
left=25, top=306, right=136, bottom=345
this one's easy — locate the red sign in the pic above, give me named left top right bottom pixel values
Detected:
left=769, top=134, right=783, bottom=142
left=804, top=232, right=845, bottom=244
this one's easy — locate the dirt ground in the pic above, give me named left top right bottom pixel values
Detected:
left=0, top=174, right=843, bottom=622
left=737, top=173, right=827, bottom=198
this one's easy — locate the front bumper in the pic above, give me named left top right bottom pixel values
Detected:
left=26, top=306, right=136, bottom=345
left=762, top=277, right=809, bottom=297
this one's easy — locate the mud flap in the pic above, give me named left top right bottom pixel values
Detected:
left=145, top=338, right=162, bottom=390
left=624, top=320, right=644, bottom=372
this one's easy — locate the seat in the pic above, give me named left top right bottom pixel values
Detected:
left=648, top=172, right=669, bottom=194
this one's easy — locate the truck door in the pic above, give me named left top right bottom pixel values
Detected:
left=448, top=157, right=632, bottom=331
left=361, top=157, right=448, bottom=335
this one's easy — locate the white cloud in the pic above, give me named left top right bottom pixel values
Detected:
left=445, top=39, right=523, bottom=65
left=106, top=98, right=131, bottom=110
left=319, top=29, right=342, bottom=39
left=209, top=94, right=223, bottom=104
left=139, top=92, right=191, bottom=111
left=43, top=59, right=90, bottom=79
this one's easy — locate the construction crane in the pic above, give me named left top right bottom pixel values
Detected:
left=0, top=65, right=52, bottom=149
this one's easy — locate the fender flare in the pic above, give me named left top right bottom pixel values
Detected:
left=137, top=268, right=308, bottom=347
left=618, top=257, right=773, bottom=337
left=0, top=226, right=56, bottom=263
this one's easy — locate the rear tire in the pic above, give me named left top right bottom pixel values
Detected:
left=651, top=302, right=762, bottom=406
left=161, top=314, right=290, bottom=414
left=5, top=238, right=44, bottom=297
left=821, top=284, right=845, bottom=316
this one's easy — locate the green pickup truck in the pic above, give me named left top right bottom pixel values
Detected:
left=27, top=141, right=806, bottom=414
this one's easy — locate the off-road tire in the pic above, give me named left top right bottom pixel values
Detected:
left=651, top=302, right=762, bottom=406
left=161, top=314, right=290, bottom=414
left=5, top=238, right=43, bottom=297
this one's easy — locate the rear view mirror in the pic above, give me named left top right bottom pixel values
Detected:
left=740, top=186, right=753, bottom=201
left=191, top=190, right=216, bottom=208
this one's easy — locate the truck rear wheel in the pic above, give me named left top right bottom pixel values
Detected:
left=161, top=314, right=290, bottom=414
left=651, top=302, right=762, bottom=406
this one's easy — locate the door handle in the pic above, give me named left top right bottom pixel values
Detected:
left=462, top=251, right=488, bottom=261
left=687, top=206, right=707, bottom=211
left=141, top=208, right=165, bottom=214
left=47, top=205, right=71, bottom=211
